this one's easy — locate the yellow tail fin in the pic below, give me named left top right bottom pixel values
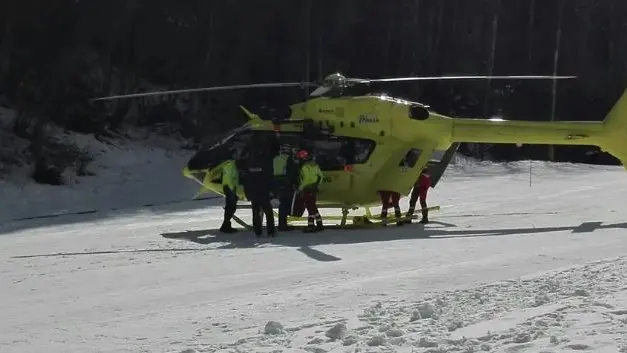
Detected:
left=599, top=89, right=627, bottom=169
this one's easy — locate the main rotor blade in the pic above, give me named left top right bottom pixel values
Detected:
left=91, top=82, right=317, bottom=102
left=363, top=75, right=577, bottom=83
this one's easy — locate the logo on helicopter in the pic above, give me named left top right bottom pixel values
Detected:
left=318, top=108, right=334, bottom=114
left=358, top=113, right=379, bottom=124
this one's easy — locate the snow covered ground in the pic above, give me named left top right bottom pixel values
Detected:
left=2, top=141, right=627, bottom=352
left=0, top=126, right=205, bottom=223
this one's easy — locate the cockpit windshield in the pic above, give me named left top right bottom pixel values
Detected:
left=188, top=126, right=253, bottom=170
left=200, top=126, right=250, bottom=150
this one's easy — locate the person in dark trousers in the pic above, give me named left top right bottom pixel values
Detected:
left=219, top=158, right=240, bottom=233
left=405, top=168, right=432, bottom=224
left=242, top=144, right=276, bottom=237
left=378, top=190, right=403, bottom=226
left=296, top=149, right=324, bottom=232
left=273, top=145, right=299, bottom=231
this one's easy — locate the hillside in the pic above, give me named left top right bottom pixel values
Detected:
left=0, top=106, right=205, bottom=223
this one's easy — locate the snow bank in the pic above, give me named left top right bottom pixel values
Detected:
left=0, top=128, right=204, bottom=223
left=200, top=257, right=627, bottom=353
left=447, top=152, right=620, bottom=179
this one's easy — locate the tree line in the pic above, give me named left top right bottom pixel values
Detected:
left=0, top=0, right=626, bottom=182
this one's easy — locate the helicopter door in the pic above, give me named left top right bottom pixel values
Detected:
left=311, top=138, right=351, bottom=192
left=426, top=143, right=460, bottom=187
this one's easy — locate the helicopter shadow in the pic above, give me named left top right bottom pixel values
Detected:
left=161, top=220, right=457, bottom=247
left=160, top=220, right=627, bottom=262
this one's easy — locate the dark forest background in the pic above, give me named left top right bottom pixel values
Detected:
left=1, top=0, right=626, bottom=184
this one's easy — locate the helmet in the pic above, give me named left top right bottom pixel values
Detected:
left=296, top=149, right=309, bottom=160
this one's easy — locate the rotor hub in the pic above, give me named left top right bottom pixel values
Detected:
left=323, top=72, right=349, bottom=89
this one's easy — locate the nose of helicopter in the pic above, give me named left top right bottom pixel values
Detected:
left=182, top=166, right=206, bottom=186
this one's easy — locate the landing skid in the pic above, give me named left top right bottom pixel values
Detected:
left=231, top=205, right=440, bottom=231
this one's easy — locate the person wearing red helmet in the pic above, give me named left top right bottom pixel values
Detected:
left=295, top=149, right=325, bottom=232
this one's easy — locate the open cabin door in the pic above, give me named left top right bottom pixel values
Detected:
left=426, top=143, right=460, bottom=187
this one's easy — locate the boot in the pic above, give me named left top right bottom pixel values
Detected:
left=303, top=215, right=316, bottom=233
left=315, top=213, right=323, bottom=231
left=394, top=207, right=403, bottom=226
left=278, top=218, right=294, bottom=231
left=267, top=222, right=277, bottom=237
left=220, top=221, right=237, bottom=233
left=401, top=207, right=415, bottom=225
left=420, top=209, right=429, bottom=224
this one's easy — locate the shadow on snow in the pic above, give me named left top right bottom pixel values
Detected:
left=10, top=220, right=626, bottom=262
left=0, top=196, right=222, bottom=235
left=160, top=220, right=627, bottom=262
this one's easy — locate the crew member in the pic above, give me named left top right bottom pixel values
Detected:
left=406, top=168, right=431, bottom=224
left=219, top=158, right=240, bottom=233
left=378, top=190, right=403, bottom=226
left=273, top=145, right=298, bottom=231
left=296, top=150, right=324, bottom=232
left=242, top=143, right=276, bottom=237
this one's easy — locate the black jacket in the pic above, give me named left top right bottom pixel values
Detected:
left=241, top=151, right=274, bottom=200
left=283, top=157, right=300, bottom=189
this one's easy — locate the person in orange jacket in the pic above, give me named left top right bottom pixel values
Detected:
left=405, top=168, right=432, bottom=224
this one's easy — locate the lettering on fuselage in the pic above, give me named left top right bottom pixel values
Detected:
left=318, top=108, right=334, bottom=114
left=358, top=113, right=379, bottom=124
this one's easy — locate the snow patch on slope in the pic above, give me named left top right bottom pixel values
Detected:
left=0, top=128, right=203, bottom=223
left=187, top=257, right=627, bottom=353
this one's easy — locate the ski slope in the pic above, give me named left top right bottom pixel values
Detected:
left=2, top=157, right=627, bottom=353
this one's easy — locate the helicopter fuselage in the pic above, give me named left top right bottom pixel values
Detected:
left=183, top=93, right=458, bottom=207
left=183, top=87, right=627, bottom=211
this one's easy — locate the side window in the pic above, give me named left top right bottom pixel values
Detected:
left=311, top=139, right=345, bottom=170
left=271, top=133, right=376, bottom=171
left=313, top=137, right=375, bottom=171
left=352, top=139, right=375, bottom=163
left=400, top=148, right=422, bottom=167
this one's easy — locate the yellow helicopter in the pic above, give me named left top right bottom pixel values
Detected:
left=93, top=72, right=627, bottom=229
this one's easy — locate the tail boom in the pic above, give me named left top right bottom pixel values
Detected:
left=451, top=119, right=604, bottom=146
left=450, top=88, right=627, bottom=168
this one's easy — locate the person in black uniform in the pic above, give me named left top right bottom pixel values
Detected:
left=241, top=139, right=276, bottom=237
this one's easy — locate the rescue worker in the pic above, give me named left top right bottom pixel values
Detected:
left=242, top=142, right=276, bottom=237
left=378, top=190, right=403, bottom=226
left=219, top=157, right=240, bottom=233
left=296, top=149, right=324, bottom=232
left=406, top=168, right=432, bottom=224
left=273, top=145, right=298, bottom=231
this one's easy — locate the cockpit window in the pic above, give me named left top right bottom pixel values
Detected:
left=200, top=126, right=250, bottom=150
left=188, top=127, right=252, bottom=170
